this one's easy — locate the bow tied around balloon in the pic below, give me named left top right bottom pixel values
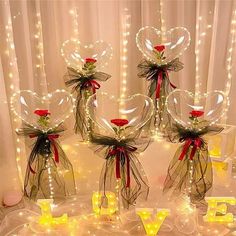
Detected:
left=86, top=93, right=154, bottom=208
left=61, top=40, right=113, bottom=139
left=107, top=144, right=137, bottom=188
left=163, top=89, right=228, bottom=203
left=136, top=26, right=190, bottom=135
left=11, top=90, right=76, bottom=201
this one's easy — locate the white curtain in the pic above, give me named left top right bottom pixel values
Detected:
left=0, top=0, right=235, bottom=204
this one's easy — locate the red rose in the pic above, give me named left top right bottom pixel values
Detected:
left=85, top=58, right=97, bottom=64
left=154, top=45, right=165, bottom=52
left=111, top=119, right=129, bottom=127
left=189, top=110, right=204, bottom=117
left=34, top=109, right=50, bottom=116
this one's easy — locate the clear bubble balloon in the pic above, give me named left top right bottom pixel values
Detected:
left=11, top=90, right=74, bottom=131
left=86, top=92, right=154, bottom=137
left=174, top=212, right=197, bottom=235
left=136, top=26, right=190, bottom=65
left=166, top=89, right=228, bottom=130
left=61, top=39, right=113, bottom=71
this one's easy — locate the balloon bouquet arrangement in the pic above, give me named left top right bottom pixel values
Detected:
left=10, top=27, right=229, bottom=217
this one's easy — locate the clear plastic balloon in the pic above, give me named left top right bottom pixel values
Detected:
left=136, top=26, right=190, bottom=65
left=166, top=89, right=228, bottom=130
left=174, top=213, right=197, bottom=235
left=61, top=39, right=113, bottom=72
left=86, top=92, right=154, bottom=137
left=10, top=90, right=74, bottom=131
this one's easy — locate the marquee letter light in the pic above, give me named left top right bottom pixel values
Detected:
left=203, top=197, right=236, bottom=223
left=92, top=191, right=118, bottom=215
left=136, top=208, right=170, bottom=235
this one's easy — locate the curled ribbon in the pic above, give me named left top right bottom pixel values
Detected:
left=29, top=133, right=60, bottom=173
left=48, top=134, right=60, bottom=163
left=155, top=71, right=176, bottom=99
left=108, top=145, right=137, bottom=188
left=178, top=138, right=203, bottom=161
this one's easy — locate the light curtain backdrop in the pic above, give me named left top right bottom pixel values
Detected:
left=0, top=0, right=235, bottom=204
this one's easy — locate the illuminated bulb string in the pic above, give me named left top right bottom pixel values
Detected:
left=45, top=154, right=54, bottom=199
left=194, top=15, right=214, bottom=103
left=4, top=4, right=24, bottom=186
left=222, top=7, right=236, bottom=123
left=69, top=8, right=79, bottom=40
left=119, top=8, right=130, bottom=103
left=34, top=6, right=47, bottom=93
left=160, top=0, right=166, bottom=38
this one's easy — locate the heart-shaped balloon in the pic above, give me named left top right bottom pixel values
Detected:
left=61, top=39, right=113, bottom=71
left=86, top=92, right=154, bottom=137
left=11, top=90, right=74, bottom=131
left=166, top=89, right=228, bottom=130
left=136, top=26, right=190, bottom=64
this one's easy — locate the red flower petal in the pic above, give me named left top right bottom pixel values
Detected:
left=111, top=119, right=129, bottom=127
left=34, top=109, right=50, bottom=116
left=85, top=58, right=97, bottom=63
left=154, top=45, right=165, bottom=52
left=189, top=110, right=204, bottom=117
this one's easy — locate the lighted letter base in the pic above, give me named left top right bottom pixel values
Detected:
left=204, top=197, right=236, bottom=223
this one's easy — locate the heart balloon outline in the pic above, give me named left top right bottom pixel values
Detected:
left=166, top=89, right=229, bottom=130
left=11, top=90, right=75, bottom=132
left=86, top=92, right=154, bottom=137
left=136, top=26, right=190, bottom=65
left=61, top=39, right=113, bottom=72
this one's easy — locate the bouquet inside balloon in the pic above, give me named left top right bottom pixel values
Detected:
left=136, top=26, right=190, bottom=136
left=11, top=90, right=76, bottom=201
left=163, top=89, right=229, bottom=203
left=86, top=92, right=154, bottom=209
left=61, top=39, right=113, bottom=140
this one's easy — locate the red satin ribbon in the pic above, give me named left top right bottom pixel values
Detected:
left=178, top=138, right=202, bottom=161
left=84, top=80, right=100, bottom=94
left=155, top=72, right=163, bottom=99
left=29, top=133, right=60, bottom=173
left=155, top=71, right=176, bottom=99
left=108, top=146, right=137, bottom=188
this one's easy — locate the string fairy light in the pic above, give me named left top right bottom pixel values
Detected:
left=34, top=3, right=47, bottom=94
left=194, top=13, right=202, bottom=100
left=222, top=6, right=236, bottom=124
left=119, top=8, right=131, bottom=102
left=69, top=7, right=79, bottom=40
left=3, top=2, right=24, bottom=186
left=159, top=0, right=166, bottom=38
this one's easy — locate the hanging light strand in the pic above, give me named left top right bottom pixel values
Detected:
left=4, top=2, right=24, bottom=186
left=69, top=8, right=79, bottom=40
left=120, top=8, right=131, bottom=101
left=35, top=2, right=47, bottom=94
left=222, top=7, right=236, bottom=124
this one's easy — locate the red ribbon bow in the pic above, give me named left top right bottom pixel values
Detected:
left=84, top=80, right=100, bottom=94
left=178, top=138, right=202, bottom=161
left=155, top=71, right=176, bottom=99
left=108, top=145, right=137, bottom=188
left=29, top=133, right=60, bottom=174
